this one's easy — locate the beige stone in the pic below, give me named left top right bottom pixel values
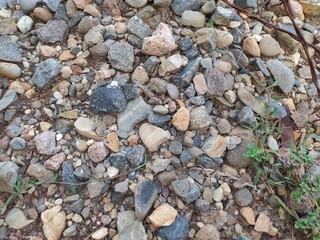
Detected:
left=131, top=66, right=149, bottom=84
left=139, top=123, right=170, bottom=152
left=148, top=204, right=177, bottom=227
left=142, top=23, right=177, bottom=56
left=74, top=117, right=102, bottom=141
left=181, top=11, right=206, bottom=28
left=243, top=36, right=260, bottom=57
left=72, top=0, right=90, bottom=9
left=259, top=35, right=281, bottom=57
left=159, top=54, right=187, bottom=76
left=41, top=206, right=66, bottom=240
left=58, top=109, right=78, bottom=119
left=39, top=46, right=57, bottom=57
left=254, top=213, right=271, bottom=233
left=172, top=106, right=190, bottom=131
left=195, top=224, right=220, bottom=240
left=33, top=7, right=54, bottom=22
left=105, top=132, right=120, bottom=152
left=237, top=87, right=262, bottom=114
left=92, top=227, right=108, bottom=239
left=84, top=4, right=101, bottom=18
left=0, top=62, right=21, bottom=79
left=40, top=122, right=52, bottom=131
left=240, top=207, right=255, bottom=225
left=193, top=74, right=208, bottom=95
left=202, top=135, right=226, bottom=158
left=59, top=50, right=75, bottom=61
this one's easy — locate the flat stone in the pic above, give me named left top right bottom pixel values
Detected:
left=240, top=207, right=255, bottom=225
left=31, top=58, right=61, bottom=89
left=181, top=11, right=205, bottom=28
left=0, top=42, right=21, bottom=63
left=41, top=206, right=66, bottom=240
left=202, top=135, right=226, bottom=158
left=127, top=16, right=152, bottom=39
left=135, top=179, right=159, bottom=220
left=148, top=203, right=177, bottom=227
left=142, top=23, right=177, bottom=56
left=172, top=106, right=190, bottom=131
left=117, top=96, right=152, bottom=139
left=0, top=90, right=18, bottom=112
left=171, top=0, right=202, bottom=16
left=27, top=163, right=54, bottom=182
left=237, top=87, right=262, bottom=114
left=74, top=117, right=102, bottom=141
left=157, top=215, right=189, bottom=240
left=38, top=20, right=69, bottom=43
left=0, top=19, right=17, bottom=35
left=139, top=123, right=170, bottom=152
left=254, top=213, right=271, bottom=233
left=108, top=42, right=134, bottom=72
left=266, top=59, right=295, bottom=94
left=0, top=161, right=19, bottom=193
left=117, top=211, right=147, bottom=240
left=159, top=54, right=187, bottom=76
left=193, top=73, right=208, bottom=95
left=5, top=208, right=34, bottom=230
left=157, top=171, right=177, bottom=186
left=180, top=146, right=203, bottom=163
left=90, top=84, right=127, bottom=114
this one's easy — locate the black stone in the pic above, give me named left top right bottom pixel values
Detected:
left=197, top=155, right=223, bottom=169
left=108, top=152, right=128, bottom=169
left=179, top=36, right=193, bottom=51
left=122, top=84, right=140, bottom=101
left=68, top=12, right=85, bottom=28
left=183, top=45, right=200, bottom=59
left=111, top=188, right=128, bottom=204
left=148, top=113, right=171, bottom=127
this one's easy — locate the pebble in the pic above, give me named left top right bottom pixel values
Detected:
left=243, top=36, right=260, bottom=57
left=171, top=179, right=201, bottom=203
left=205, top=68, right=228, bottom=96
left=38, top=20, right=69, bottom=43
left=259, top=35, right=281, bottom=57
left=17, top=16, right=33, bottom=33
left=35, top=131, right=56, bottom=155
left=31, top=58, right=61, bottom=89
left=117, top=211, right=147, bottom=240
left=254, top=213, right=271, bottom=233
left=201, top=1, right=216, bottom=14
left=148, top=203, right=177, bottom=227
left=195, top=224, right=220, bottom=240
left=0, top=41, right=21, bottom=63
left=0, top=62, right=21, bottom=79
left=202, top=135, right=226, bottom=158
left=88, top=142, right=109, bottom=163
left=172, top=106, right=190, bottom=131
left=5, top=208, right=34, bottom=229
left=127, top=16, right=152, bottom=39
left=157, top=215, right=189, bottom=240
left=189, top=106, right=212, bottom=129
left=74, top=117, right=102, bottom=141
left=237, top=87, right=262, bottom=114
left=92, top=227, right=108, bottom=240
left=240, top=207, right=255, bottom=225
left=212, top=187, right=224, bottom=202
left=234, top=188, right=253, bottom=207
left=139, top=123, right=170, bottom=152
left=41, top=206, right=66, bottom=240
left=181, top=11, right=205, bottom=28
left=125, top=0, right=147, bottom=8
left=9, top=137, right=26, bottom=151
left=226, top=140, right=252, bottom=168
left=108, top=42, right=135, bottom=72
left=44, top=152, right=66, bottom=171
left=159, top=54, right=187, bottom=76
left=237, top=106, right=258, bottom=128
left=33, top=7, right=54, bottom=22
left=0, top=161, right=19, bottom=193
left=132, top=66, right=149, bottom=84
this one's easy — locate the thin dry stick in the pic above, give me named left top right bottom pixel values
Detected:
left=222, top=0, right=320, bottom=96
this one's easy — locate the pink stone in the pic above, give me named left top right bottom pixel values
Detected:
left=35, top=131, right=56, bottom=155
left=142, top=23, right=177, bottom=56
left=44, top=152, right=66, bottom=171
left=72, top=0, right=90, bottom=9
left=88, top=142, right=109, bottom=163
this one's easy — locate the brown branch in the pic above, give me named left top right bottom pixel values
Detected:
left=222, top=0, right=320, bottom=96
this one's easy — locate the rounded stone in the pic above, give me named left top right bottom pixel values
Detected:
left=234, top=188, right=253, bottom=207
left=125, top=0, right=147, bottom=8
left=259, top=35, right=281, bottom=57
left=0, top=62, right=21, bottom=79
left=10, top=137, right=26, bottom=151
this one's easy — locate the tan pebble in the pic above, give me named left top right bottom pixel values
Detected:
left=240, top=207, right=255, bottom=225
left=254, top=213, right=271, bottom=233
left=243, top=36, right=260, bottom=57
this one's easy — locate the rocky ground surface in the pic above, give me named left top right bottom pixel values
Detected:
left=0, top=0, right=320, bottom=239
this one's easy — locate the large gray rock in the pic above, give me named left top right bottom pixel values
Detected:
left=0, top=161, right=19, bottom=193
left=127, top=16, right=153, bottom=39
left=0, top=90, right=18, bottom=112
left=171, top=0, right=202, bottom=16
left=135, top=179, right=159, bottom=220
left=225, top=140, right=252, bottom=168
left=37, top=20, right=69, bottom=43
left=31, top=58, right=61, bottom=89
left=117, top=96, right=152, bottom=138
left=108, top=42, right=134, bottom=72
left=89, top=84, right=127, bottom=114
left=266, top=59, right=295, bottom=94
left=117, top=211, right=147, bottom=240
left=0, top=42, right=21, bottom=63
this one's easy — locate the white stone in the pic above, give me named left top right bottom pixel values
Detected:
left=17, top=16, right=34, bottom=33
left=212, top=187, right=224, bottom=202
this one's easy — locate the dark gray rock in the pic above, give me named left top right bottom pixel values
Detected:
left=89, top=40, right=115, bottom=57
left=148, top=113, right=171, bottom=127
left=157, top=215, right=189, bottom=240
left=77, top=16, right=101, bottom=35
left=225, top=140, right=252, bottom=168
left=0, top=161, right=19, bottom=193
left=144, top=56, right=160, bottom=74
left=74, top=165, right=91, bottom=180
left=31, top=58, right=61, bottom=89
left=190, top=96, right=205, bottom=105
left=44, top=0, right=63, bottom=11
left=104, top=25, right=117, bottom=40
left=171, top=0, right=202, bottom=16
left=205, top=68, right=228, bottom=96
left=234, top=188, right=253, bottom=207
left=19, top=0, right=38, bottom=12
left=230, top=49, right=249, bottom=68
left=180, top=147, right=203, bottom=163
left=252, top=58, right=270, bottom=77
left=54, top=3, right=69, bottom=22
left=179, top=36, right=193, bottom=51
left=127, top=16, right=153, bottom=39
left=61, top=160, right=83, bottom=192
left=68, top=12, right=85, bottom=28
left=0, top=90, right=18, bottom=112
left=169, top=141, right=183, bottom=155
left=108, top=42, right=134, bottom=72
left=128, top=34, right=143, bottom=48
left=90, top=85, right=127, bottom=114
left=122, top=84, right=140, bottom=101
left=197, top=155, right=223, bottom=169
left=67, top=199, right=84, bottom=214
left=184, top=45, right=200, bottom=59
left=55, top=119, right=73, bottom=135
left=257, top=96, right=287, bottom=119
left=0, top=226, right=7, bottom=240
left=0, top=41, right=21, bottom=63
left=126, top=145, right=146, bottom=167
left=237, top=106, right=258, bottom=128
left=195, top=199, right=210, bottom=212
left=171, top=179, right=201, bottom=203
left=230, top=28, right=244, bottom=44
left=38, top=20, right=69, bottom=43
left=135, top=179, right=159, bottom=220
left=173, top=57, right=202, bottom=90
left=9, top=137, right=26, bottom=151
left=184, top=83, right=196, bottom=98
left=111, top=188, right=127, bottom=204
left=107, top=152, right=127, bottom=169
left=234, top=0, right=257, bottom=9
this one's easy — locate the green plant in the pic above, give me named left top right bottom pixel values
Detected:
left=0, top=177, right=45, bottom=215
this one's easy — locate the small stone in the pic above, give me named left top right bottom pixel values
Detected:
left=259, top=35, right=281, bottom=57
left=148, top=203, right=177, bottom=227
left=38, top=20, right=69, bottom=43
left=202, top=135, right=226, bottom=158
left=172, top=106, right=190, bottom=131
left=159, top=54, right=187, bottom=76
left=189, top=106, right=212, bottom=130
left=254, top=213, right=271, bottom=233
left=125, top=0, right=147, bottom=8
left=225, top=140, right=252, bottom=168
left=0, top=62, right=21, bottom=79
left=157, top=215, right=189, bottom=240
left=212, top=187, right=224, bottom=202
left=181, top=11, right=205, bottom=28
left=44, top=152, right=66, bottom=172
left=267, top=135, right=279, bottom=150
left=237, top=106, right=258, bottom=128
left=74, top=117, right=102, bottom=141
left=193, top=73, right=208, bottom=95
left=0, top=19, right=17, bottom=35
left=243, top=36, right=260, bottom=57
left=195, top=224, right=220, bottom=240
left=237, top=87, right=262, bottom=114
left=215, top=29, right=233, bottom=49
left=5, top=208, right=34, bottom=230
left=88, top=142, right=109, bottom=163
left=234, top=188, right=253, bottom=207
left=210, top=6, right=234, bottom=25
left=35, top=131, right=56, bottom=155
left=31, top=58, right=61, bottom=89
left=92, top=227, right=108, bottom=240
left=0, top=42, right=21, bottom=63
left=201, top=1, right=216, bottom=14
left=41, top=206, right=66, bottom=240
left=240, top=207, right=255, bottom=225
left=135, top=179, right=159, bottom=220
left=217, top=119, right=231, bottom=134
left=34, top=7, right=54, bottom=22
left=10, top=137, right=26, bottom=151
left=27, top=163, right=54, bottom=182
left=205, top=68, right=228, bottom=96
left=198, top=155, right=223, bottom=169
left=117, top=211, right=147, bottom=240
left=142, top=23, right=177, bottom=56
left=157, top=171, right=177, bottom=186
left=139, top=123, right=170, bottom=152
left=171, top=0, right=202, bottom=16
left=108, top=42, right=134, bottom=72
left=127, top=16, right=152, bottom=39
left=17, top=16, right=33, bottom=33
left=73, top=0, right=90, bottom=9
left=171, top=179, right=201, bottom=203
left=266, top=59, right=295, bottom=94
